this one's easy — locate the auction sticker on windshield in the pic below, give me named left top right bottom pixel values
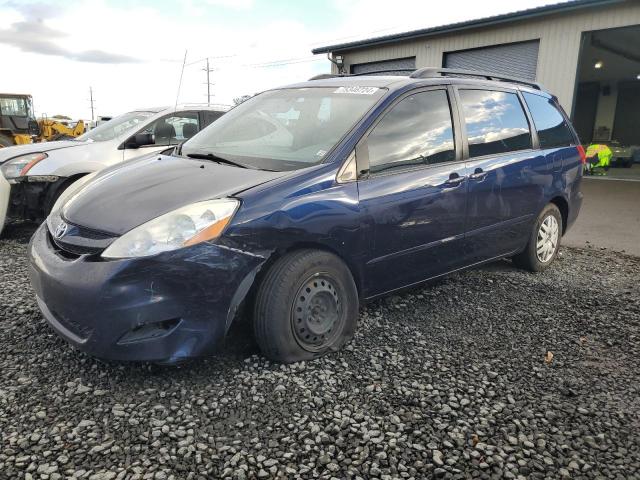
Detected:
left=334, top=86, right=379, bottom=95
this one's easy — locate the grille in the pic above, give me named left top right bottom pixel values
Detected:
left=47, top=216, right=117, bottom=256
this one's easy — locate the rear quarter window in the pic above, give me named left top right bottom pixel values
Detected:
left=523, top=92, right=575, bottom=148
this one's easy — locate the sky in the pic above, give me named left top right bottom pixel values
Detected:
left=0, top=0, right=566, bottom=120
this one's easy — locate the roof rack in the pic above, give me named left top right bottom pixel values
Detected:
left=309, top=69, right=416, bottom=80
left=350, top=69, right=415, bottom=77
left=309, top=68, right=541, bottom=90
left=409, top=67, right=541, bottom=90
left=308, top=74, right=347, bottom=80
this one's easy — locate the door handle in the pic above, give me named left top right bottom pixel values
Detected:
left=469, top=168, right=488, bottom=181
left=444, top=173, right=466, bottom=187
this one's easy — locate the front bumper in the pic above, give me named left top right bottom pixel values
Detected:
left=8, top=177, right=63, bottom=223
left=28, top=223, right=266, bottom=363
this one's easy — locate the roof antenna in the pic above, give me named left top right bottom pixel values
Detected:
left=174, top=50, right=188, bottom=111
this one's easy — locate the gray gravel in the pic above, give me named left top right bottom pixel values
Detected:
left=1, top=222, right=639, bottom=480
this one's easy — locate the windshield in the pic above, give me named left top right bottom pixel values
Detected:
left=182, top=86, right=386, bottom=171
left=75, top=111, right=155, bottom=142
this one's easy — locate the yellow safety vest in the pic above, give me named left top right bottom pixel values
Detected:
left=585, top=144, right=612, bottom=167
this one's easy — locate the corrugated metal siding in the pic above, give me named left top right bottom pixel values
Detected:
left=333, top=1, right=640, bottom=113
left=351, top=57, right=416, bottom=75
left=444, top=41, right=539, bottom=80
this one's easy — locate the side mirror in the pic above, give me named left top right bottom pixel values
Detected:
left=124, top=133, right=155, bottom=149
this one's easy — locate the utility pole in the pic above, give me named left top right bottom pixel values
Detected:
left=202, top=58, right=215, bottom=106
left=89, top=87, right=95, bottom=122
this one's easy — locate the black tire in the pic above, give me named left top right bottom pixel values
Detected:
left=253, top=249, right=359, bottom=363
left=513, top=203, right=563, bottom=272
left=0, top=134, right=14, bottom=148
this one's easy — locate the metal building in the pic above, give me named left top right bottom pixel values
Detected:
left=312, top=0, right=640, bottom=174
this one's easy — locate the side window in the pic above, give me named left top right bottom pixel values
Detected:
left=367, top=90, right=456, bottom=174
left=141, top=112, right=200, bottom=146
left=459, top=89, right=532, bottom=158
left=203, top=111, right=223, bottom=128
left=523, top=92, right=575, bottom=148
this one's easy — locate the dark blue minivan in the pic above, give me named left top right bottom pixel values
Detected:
left=28, top=69, right=584, bottom=364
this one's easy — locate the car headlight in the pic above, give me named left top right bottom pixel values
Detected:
left=101, top=198, right=239, bottom=259
left=1, top=153, right=48, bottom=180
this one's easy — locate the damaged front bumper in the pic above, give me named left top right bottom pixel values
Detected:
left=28, top=223, right=267, bottom=363
left=8, top=176, right=63, bottom=223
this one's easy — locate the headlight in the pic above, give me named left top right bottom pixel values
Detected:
left=1, top=152, right=48, bottom=180
left=101, top=198, right=239, bottom=259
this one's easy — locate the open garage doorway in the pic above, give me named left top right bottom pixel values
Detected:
left=573, top=25, right=640, bottom=180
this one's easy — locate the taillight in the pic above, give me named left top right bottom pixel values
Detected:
left=576, top=145, right=586, bottom=164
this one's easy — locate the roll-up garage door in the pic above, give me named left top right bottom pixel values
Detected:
left=613, top=81, right=640, bottom=146
left=350, top=57, right=416, bottom=76
left=444, top=40, right=540, bottom=80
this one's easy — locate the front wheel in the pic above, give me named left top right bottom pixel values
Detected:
left=253, top=249, right=359, bottom=363
left=513, top=203, right=562, bottom=272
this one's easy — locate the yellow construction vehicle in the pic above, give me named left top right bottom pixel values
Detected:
left=0, top=93, right=40, bottom=147
left=37, top=116, right=86, bottom=142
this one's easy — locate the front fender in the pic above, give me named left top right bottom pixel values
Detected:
left=226, top=167, right=365, bottom=294
left=28, top=141, right=120, bottom=177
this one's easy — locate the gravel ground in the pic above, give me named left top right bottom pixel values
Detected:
left=1, top=222, right=639, bottom=480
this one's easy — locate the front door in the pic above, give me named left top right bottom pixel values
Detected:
left=357, top=88, right=468, bottom=297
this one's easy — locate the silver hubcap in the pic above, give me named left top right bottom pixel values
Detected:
left=536, top=215, right=559, bottom=263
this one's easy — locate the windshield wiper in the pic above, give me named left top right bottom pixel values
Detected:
left=185, top=152, right=248, bottom=169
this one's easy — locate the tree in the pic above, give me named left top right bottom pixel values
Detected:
left=233, top=95, right=253, bottom=106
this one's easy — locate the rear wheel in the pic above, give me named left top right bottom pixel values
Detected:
left=513, top=203, right=562, bottom=272
left=0, top=134, right=14, bottom=148
left=253, top=249, right=358, bottom=363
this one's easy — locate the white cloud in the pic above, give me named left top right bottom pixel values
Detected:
left=0, top=0, right=564, bottom=120
left=206, top=0, right=254, bottom=8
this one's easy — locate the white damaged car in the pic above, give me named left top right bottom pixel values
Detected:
left=0, top=104, right=227, bottom=235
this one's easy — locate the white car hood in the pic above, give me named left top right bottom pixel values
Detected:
left=0, top=140, right=87, bottom=163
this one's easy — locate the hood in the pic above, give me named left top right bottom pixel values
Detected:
left=0, top=140, right=87, bottom=163
left=62, top=154, right=289, bottom=235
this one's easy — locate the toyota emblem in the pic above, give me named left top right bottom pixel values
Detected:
left=54, top=221, right=68, bottom=239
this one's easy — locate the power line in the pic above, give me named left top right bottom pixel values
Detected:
left=174, top=50, right=188, bottom=110
left=185, top=54, right=236, bottom=66
left=161, top=23, right=437, bottom=71
left=309, top=26, right=411, bottom=48
left=190, top=55, right=324, bottom=69
left=242, top=56, right=323, bottom=68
